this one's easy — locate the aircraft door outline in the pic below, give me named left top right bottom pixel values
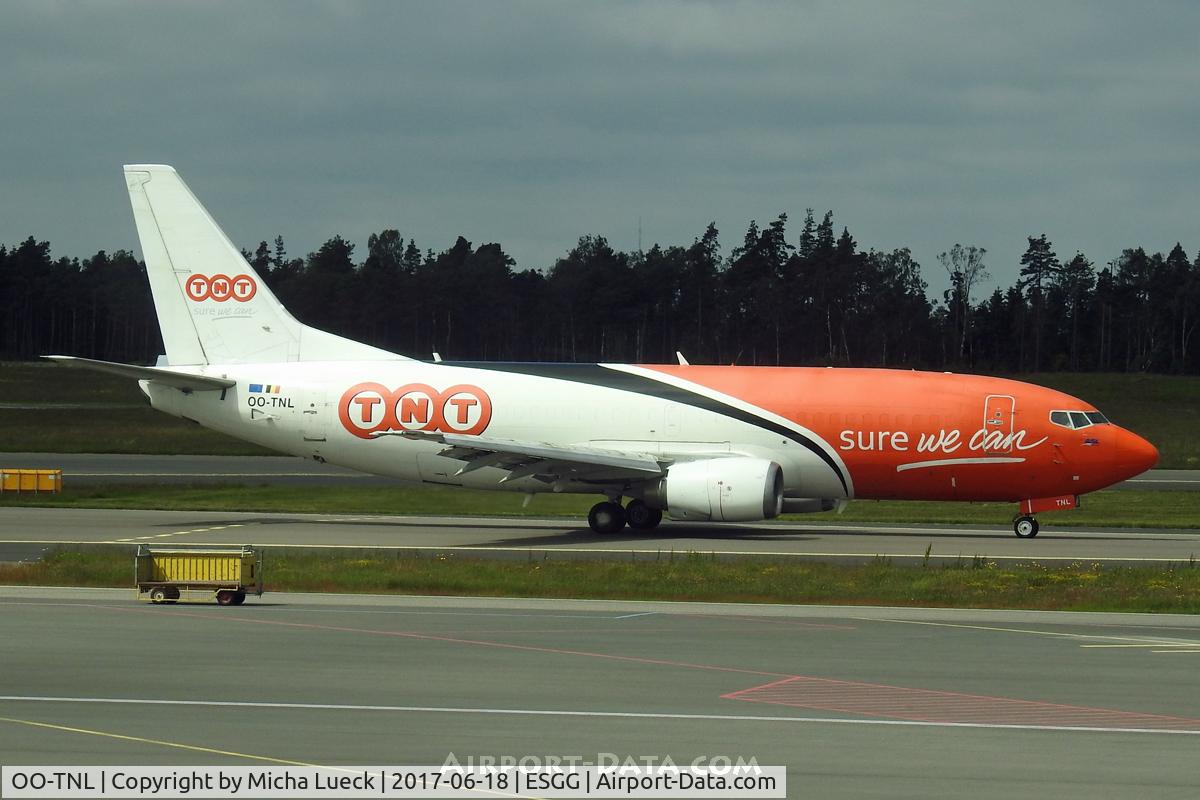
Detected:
left=983, top=394, right=1015, bottom=454
left=300, top=386, right=328, bottom=442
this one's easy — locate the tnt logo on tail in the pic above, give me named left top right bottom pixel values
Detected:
left=185, top=273, right=257, bottom=303
left=339, top=382, right=492, bottom=438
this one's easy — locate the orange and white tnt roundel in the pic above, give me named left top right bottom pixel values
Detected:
left=338, top=382, right=493, bottom=439
left=185, top=273, right=257, bottom=303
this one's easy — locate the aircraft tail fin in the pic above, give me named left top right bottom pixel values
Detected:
left=123, top=164, right=405, bottom=365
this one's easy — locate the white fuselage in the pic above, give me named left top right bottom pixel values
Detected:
left=143, top=360, right=850, bottom=499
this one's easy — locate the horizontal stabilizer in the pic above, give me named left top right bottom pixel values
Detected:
left=44, top=355, right=235, bottom=392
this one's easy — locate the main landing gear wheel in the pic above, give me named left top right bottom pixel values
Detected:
left=1014, top=516, right=1040, bottom=538
left=588, top=501, right=627, bottom=533
left=625, top=499, right=663, bottom=530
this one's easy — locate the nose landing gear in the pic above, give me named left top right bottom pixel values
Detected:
left=1013, top=515, right=1039, bottom=538
left=1013, top=495, right=1077, bottom=537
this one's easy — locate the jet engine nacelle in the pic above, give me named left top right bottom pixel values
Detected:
left=646, top=457, right=784, bottom=522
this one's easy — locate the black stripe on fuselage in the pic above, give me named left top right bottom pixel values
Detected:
left=442, top=361, right=849, bottom=496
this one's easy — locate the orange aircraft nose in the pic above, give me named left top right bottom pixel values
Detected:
left=1113, top=428, right=1159, bottom=480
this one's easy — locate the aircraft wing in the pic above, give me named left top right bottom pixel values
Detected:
left=43, top=355, right=236, bottom=392
left=375, top=431, right=668, bottom=483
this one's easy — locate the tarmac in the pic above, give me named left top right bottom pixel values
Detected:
left=1, top=507, right=1199, bottom=567
left=3, top=455, right=1197, bottom=797
left=5, top=453, right=1196, bottom=567
left=1, top=587, right=1198, bottom=799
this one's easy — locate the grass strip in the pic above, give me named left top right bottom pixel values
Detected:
left=2, top=483, right=1198, bottom=529
left=0, top=407, right=272, bottom=455
left=4, top=548, right=1200, bottom=613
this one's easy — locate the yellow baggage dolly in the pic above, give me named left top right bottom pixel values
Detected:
left=135, top=545, right=263, bottom=605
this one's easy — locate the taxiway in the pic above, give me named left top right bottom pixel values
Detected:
left=1, top=507, right=1198, bottom=566
left=1, top=588, right=1197, bottom=799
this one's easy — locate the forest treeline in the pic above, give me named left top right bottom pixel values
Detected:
left=2, top=210, right=1198, bottom=373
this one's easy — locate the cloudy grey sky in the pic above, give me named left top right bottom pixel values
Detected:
left=2, top=1, right=1197, bottom=295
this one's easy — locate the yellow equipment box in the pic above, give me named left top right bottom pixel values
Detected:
left=135, top=545, right=263, bottom=605
left=0, top=469, right=62, bottom=493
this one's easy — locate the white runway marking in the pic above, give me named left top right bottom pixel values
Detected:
left=863, top=617, right=1200, bottom=647
left=1, top=538, right=1196, bottom=563
left=121, top=523, right=246, bottom=542
left=1079, top=643, right=1200, bottom=649
left=282, top=607, right=645, bottom=620
left=1, top=695, right=1197, bottom=736
left=114, top=523, right=244, bottom=543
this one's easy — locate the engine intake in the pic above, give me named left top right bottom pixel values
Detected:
left=645, top=457, right=784, bottom=522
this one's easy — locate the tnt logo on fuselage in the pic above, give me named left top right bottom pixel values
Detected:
left=339, top=382, right=492, bottom=439
left=185, top=273, right=257, bottom=303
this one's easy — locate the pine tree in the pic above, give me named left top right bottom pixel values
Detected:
left=1018, top=234, right=1061, bottom=370
left=1052, top=253, right=1094, bottom=370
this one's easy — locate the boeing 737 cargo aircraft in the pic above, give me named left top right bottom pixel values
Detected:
left=49, top=165, right=1158, bottom=537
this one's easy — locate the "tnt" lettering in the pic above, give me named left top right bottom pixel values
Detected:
left=185, top=273, right=258, bottom=303
left=338, top=382, right=492, bottom=439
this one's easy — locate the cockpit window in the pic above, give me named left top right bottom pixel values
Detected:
left=1051, top=409, right=1111, bottom=429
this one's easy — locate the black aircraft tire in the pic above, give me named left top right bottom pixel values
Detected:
left=626, top=499, right=663, bottom=530
left=1014, top=516, right=1039, bottom=538
left=588, top=501, right=627, bottom=533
